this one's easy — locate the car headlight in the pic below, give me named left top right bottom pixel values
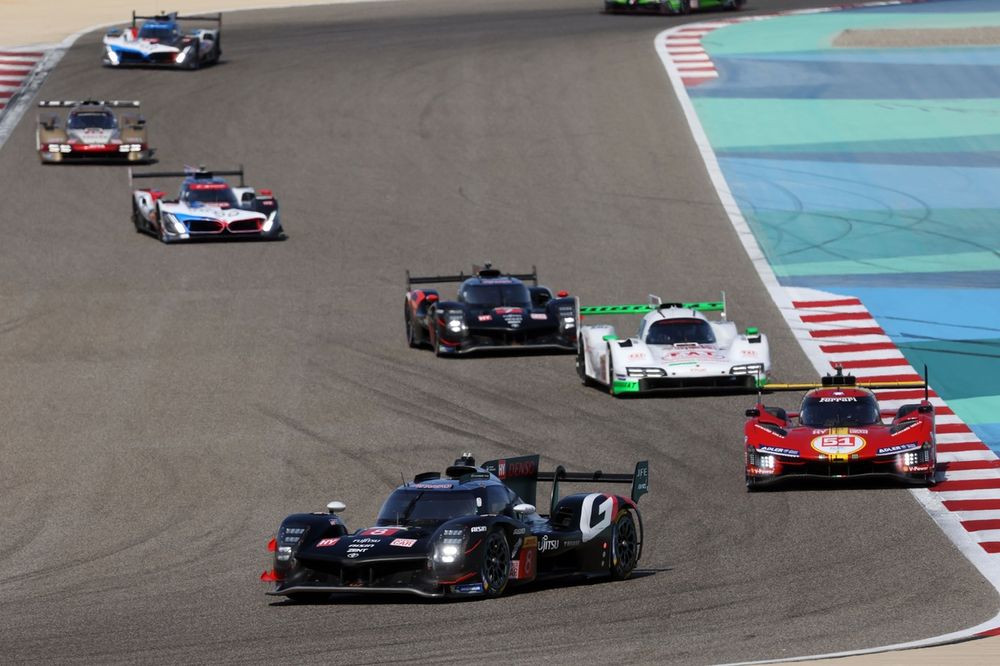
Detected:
left=106, top=47, right=120, bottom=65
left=730, top=363, right=765, bottom=375
left=119, top=145, right=130, bottom=153
left=47, top=143, right=59, bottom=153
left=447, top=319, right=466, bottom=333
left=175, top=47, right=190, bottom=64
left=276, top=525, right=307, bottom=562
left=627, top=367, right=666, bottom=378
left=162, top=212, right=186, bottom=234
left=433, top=530, right=467, bottom=564
left=262, top=211, right=277, bottom=232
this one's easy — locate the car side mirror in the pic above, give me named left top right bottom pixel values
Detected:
left=241, top=192, right=255, bottom=204
left=745, top=409, right=760, bottom=417
left=918, top=404, right=933, bottom=414
left=327, top=500, right=346, bottom=514
left=513, top=503, right=536, bottom=515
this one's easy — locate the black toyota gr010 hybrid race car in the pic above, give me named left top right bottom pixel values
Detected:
left=261, top=453, right=649, bottom=600
left=404, top=264, right=578, bottom=355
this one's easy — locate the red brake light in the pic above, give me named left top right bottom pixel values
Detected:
left=557, top=290, right=569, bottom=298
left=427, top=294, right=439, bottom=302
left=267, top=537, right=276, bottom=552
left=259, top=189, right=273, bottom=197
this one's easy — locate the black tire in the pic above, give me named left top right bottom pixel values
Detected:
left=132, top=200, right=143, bottom=234
left=604, top=1, right=616, bottom=12
left=405, top=308, right=419, bottom=349
left=211, top=35, right=222, bottom=63
left=479, top=530, right=511, bottom=598
left=577, top=342, right=596, bottom=386
left=607, top=345, right=617, bottom=396
left=155, top=204, right=168, bottom=243
left=678, top=0, right=691, bottom=14
left=746, top=473, right=761, bottom=492
left=610, top=511, right=639, bottom=580
left=186, top=38, right=201, bottom=70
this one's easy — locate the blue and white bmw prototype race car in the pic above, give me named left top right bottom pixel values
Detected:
left=577, top=295, right=770, bottom=396
left=103, top=11, right=221, bottom=69
left=129, top=167, right=283, bottom=243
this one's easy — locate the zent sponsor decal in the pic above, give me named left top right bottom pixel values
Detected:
left=316, top=538, right=340, bottom=547
left=390, top=538, right=417, bottom=547
left=580, top=493, right=614, bottom=542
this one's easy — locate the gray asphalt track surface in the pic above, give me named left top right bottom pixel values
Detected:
left=1, top=1, right=995, bottom=663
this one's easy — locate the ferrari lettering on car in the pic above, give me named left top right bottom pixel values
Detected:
left=744, top=368, right=937, bottom=490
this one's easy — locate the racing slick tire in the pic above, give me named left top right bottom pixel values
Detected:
left=677, top=0, right=691, bottom=14
left=745, top=472, right=762, bottom=493
left=576, top=343, right=596, bottom=387
left=610, top=511, right=640, bottom=580
left=606, top=345, right=618, bottom=396
left=405, top=308, right=420, bottom=349
left=210, top=35, right=222, bottom=64
left=186, top=38, right=201, bottom=70
left=479, top=530, right=511, bottom=598
left=132, top=200, right=144, bottom=234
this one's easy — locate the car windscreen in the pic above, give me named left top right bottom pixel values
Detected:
left=376, top=489, right=479, bottom=527
left=645, top=318, right=716, bottom=345
left=461, top=283, right=531, bottom=308
left=799, top=395, right=881, bottom=428
left=184, top=184, right=238, bottom=208
left=67, top=112, right=117, bottom=130
left=138, top=25, right=178, bottom=41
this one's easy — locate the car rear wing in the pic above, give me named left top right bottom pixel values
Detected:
left=763, top=366, right=930, bottom=400
left=580, top=292, right=727, bottom=319
left=38, top=100, right=141, bottom=108
left=132, top=11, right=222, bottom=27
left=406, top=265, right=538, bottom=288
left=482, top=454, right=649, bottom=515
left=128, top=165, right=245, bottom=187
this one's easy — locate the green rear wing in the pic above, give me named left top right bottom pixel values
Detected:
left=579, top=293, right=727, bottom=318
left=483, top=455, right=649, bottom=514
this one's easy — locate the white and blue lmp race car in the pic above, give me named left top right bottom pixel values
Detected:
left=129, top=167, right=283, bottom=243
left=576, top=295, right=770, bottom=395
left=102, top=11, right=221, bottom=69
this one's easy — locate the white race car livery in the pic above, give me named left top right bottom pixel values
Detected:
left=103, top=12, right=221, bottom=69
left=129, top=166, right=282, bottom=243
left=576, top=295, right=770, bottom=396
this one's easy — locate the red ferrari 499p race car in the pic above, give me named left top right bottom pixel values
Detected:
left=745, top=368, right=936, bottom=490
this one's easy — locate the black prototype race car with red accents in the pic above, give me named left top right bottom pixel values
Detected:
left=404, top=264, right=578, bottom=355
left=261, top=453, right=648, bottom=600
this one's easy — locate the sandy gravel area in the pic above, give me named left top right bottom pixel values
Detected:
left=2, top=0, right=999, bottom=664
left=835, top=26, right=1000, bottom=48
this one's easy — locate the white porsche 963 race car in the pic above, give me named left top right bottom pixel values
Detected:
left=576, top=295, right=770, bottom=396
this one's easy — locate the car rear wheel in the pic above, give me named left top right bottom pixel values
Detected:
left=677, top=0, right=691, bottom=14
left=577, top=343, right=596, bottom=386
left=610, top=511, right=639, bottom=580
left=479, top=530, right=510, bottom=598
